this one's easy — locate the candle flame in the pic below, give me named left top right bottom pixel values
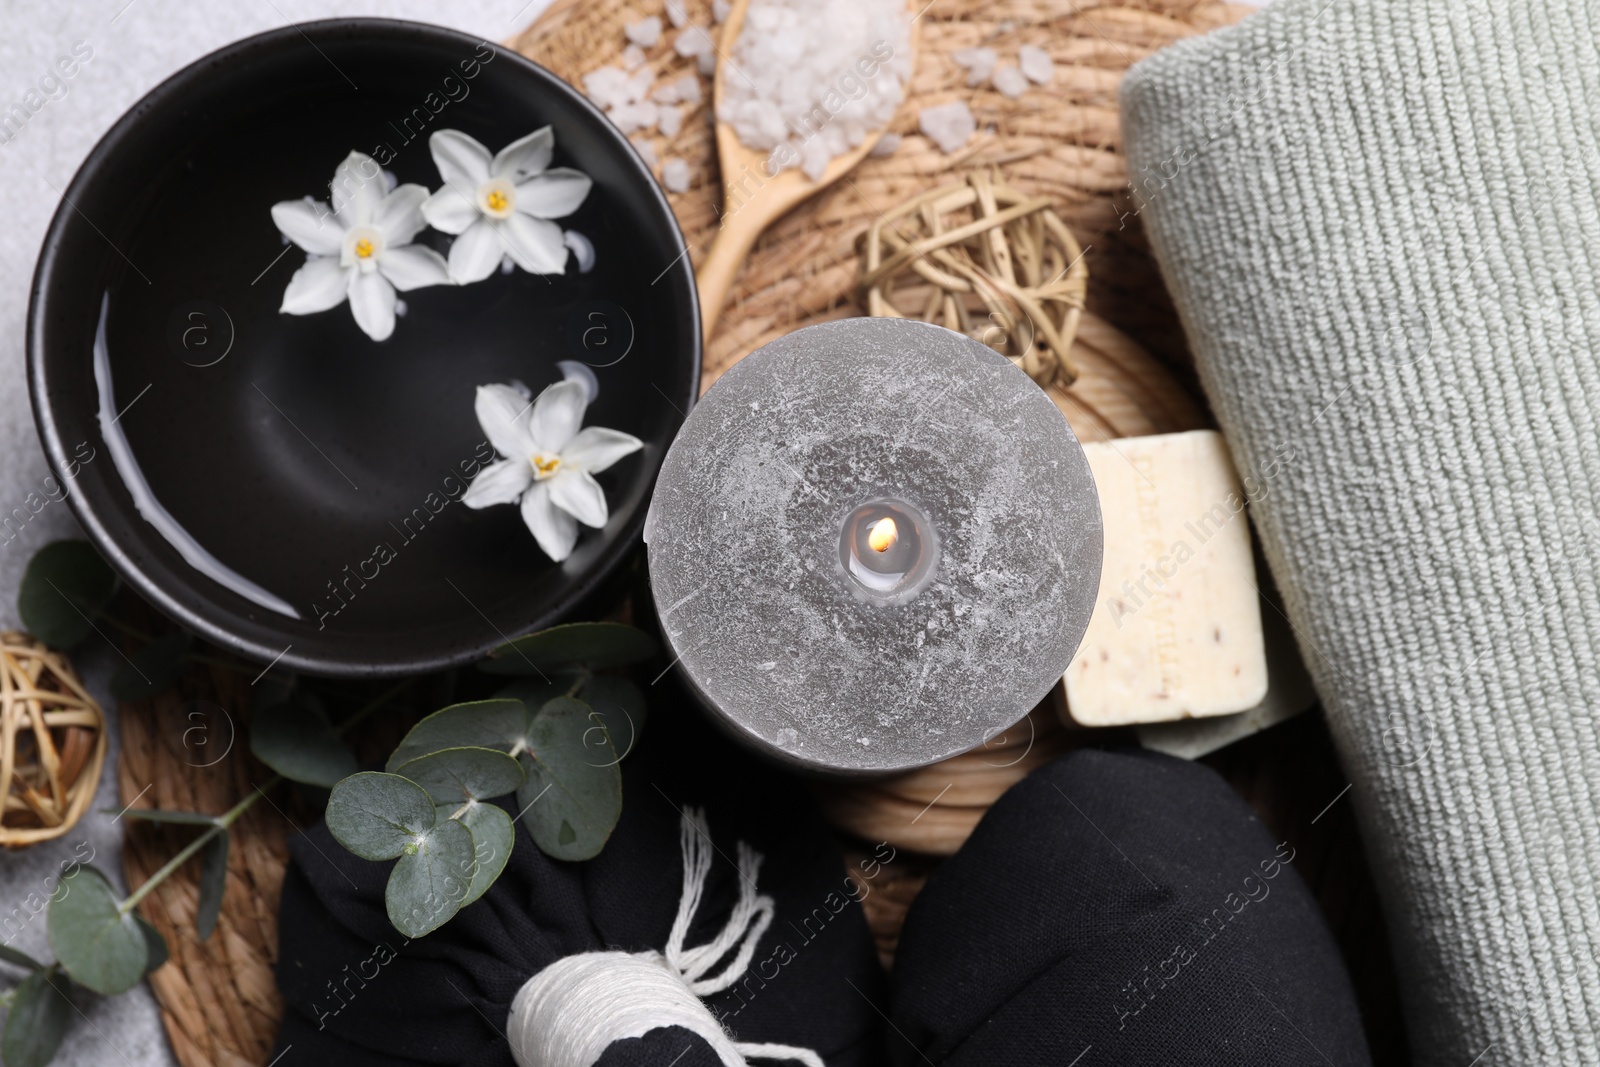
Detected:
left=867, top=517, right=898, bottom=553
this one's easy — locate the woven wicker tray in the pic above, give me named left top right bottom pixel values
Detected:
left=114, top=2, right=1273, bottom=1063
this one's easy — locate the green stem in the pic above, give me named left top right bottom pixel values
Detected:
left=334, top=677, right=415, bottom=738
left=0, top=945, right=44, bottom=973
left=564, top=670, right=592, bottom=698
left=118, top=677, right=415, bottom=915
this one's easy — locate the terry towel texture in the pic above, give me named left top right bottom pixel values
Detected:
left=1121, top=0, right=1600, bottom=1062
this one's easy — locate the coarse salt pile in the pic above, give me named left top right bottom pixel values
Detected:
left=716, top=0, right=914, bottom=181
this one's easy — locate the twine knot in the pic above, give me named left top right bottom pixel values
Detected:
left=508, top=808, right=824, bottom=1067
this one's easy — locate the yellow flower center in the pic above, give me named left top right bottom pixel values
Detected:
left=530, top=453, right=561, bottom=480
left=479, top=178, right=517, bottom=220
left=342, top=225, right=384, bottom=272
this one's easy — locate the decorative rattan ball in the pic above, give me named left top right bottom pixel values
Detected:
left=857, top=171, right=1088, bottom=390
left=0, top=631, right=107, bottom=848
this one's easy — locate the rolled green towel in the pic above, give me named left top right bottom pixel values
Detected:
left=1120, top=0, right=1600, bottom=1063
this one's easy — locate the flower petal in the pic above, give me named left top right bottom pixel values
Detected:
left=529, top=379, right=588, bottom=453
left=447, top=219, right=507, bottom=284
left=562, top=427, right=643, bottom=475
left=549, top=469, right=609, bottom=528
left=378, top=245, right=452, bottom=291
left=462, top=457, right=532, bottom=509
left=502, top=214, right=569, bottom=275
left=522, top=481, right=579, bottom=562
left=280, top=256, right=351, bottom=314
left=490, top=126, right=554, bottom=181
left=347, top=270, right=397, bottom=341
left=271, top=199, right=343, bottom=255
left=515, top=169, right=593, bottom=219
left=329, top=151, right=386, bottom=226
left=373, top=183, right=430, bottom=245
left=475, top=384, right=537, bottom=459
left=421, top=186, right=479, bottom=235
left=429, top=129, right=493, bottom=191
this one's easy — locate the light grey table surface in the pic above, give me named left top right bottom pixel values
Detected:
left=0, top=3, right=548, bottom=1064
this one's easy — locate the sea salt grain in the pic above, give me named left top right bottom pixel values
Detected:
left=626, top=16, right=663, bottom=47
left=992, top=64, right=1028, bottom=99
left=717, top=0, right=913, bottom=180
left=665, top=0, right=688, bottom=28
left=918, top=100, right=975, bottom=154
left=622, top=44, right=647, bottom=70
left=630, top=136, right=659, bottom=168
left=1019, top=44, right=1054, bottom=85
left=952, top=47, right=997, bottom=87
left=663, top=157, right=691, bottom=193
left=869, top=132, right=901, bottom=157
left=659, top=104, right=684, bottom=137
left=583, top=65, right=632, bottom=107
left=713, top=0, right=730, bottom=21
left=585, top=65, right=656, bottom=111
left=675, top=25, right=714, bottom=58
left=610, top=101, right=660, bottom=133
left=676, top=74, right=702, bottom=104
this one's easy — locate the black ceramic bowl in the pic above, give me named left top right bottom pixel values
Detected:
left=28, top=20, right=699, bottom=676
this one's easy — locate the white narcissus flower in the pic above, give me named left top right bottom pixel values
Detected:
left=420, top=128, right=594, bottom=285
left=271, top=151, right=451, bottom=341
left=463, top=379, right=643, bottom=562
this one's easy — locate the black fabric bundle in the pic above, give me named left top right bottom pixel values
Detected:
left=272, top=702, right=886, bottom=1067
left=890, top=748, right=1373, bottom=1066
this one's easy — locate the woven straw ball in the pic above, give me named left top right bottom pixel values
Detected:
left=0, top=631, right=107, bottom=847
left=858, top=171, right=1089, bottom=391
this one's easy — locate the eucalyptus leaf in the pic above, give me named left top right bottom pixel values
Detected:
left=395, top=747, right=524, bottom=805
left=447, top=801, right=514, bottom=906
left=480, top=622, right=658, bottom=675
left=251, top=697, right=359, bottom=788
left=493, top=677, right=576, bottom=714
left=136, top=916, right=167, bottom=974
left=107, top=809, right=221, bottom=827
left=1, top=968, right=72, bottom=1067
left=326, top=772, right=436, bottom=861
left=386, top=818, right=475, bottom=938
left=518, top=697, right=621, bottom=861
left=196, top=833, right=229, bottom=941
left=17, top=540, right=118, bottom=649
left=110, top=631, right=192, bottom=702
left=578, top=676, right=646, bottom=760
left=45, top=866, right=147, bottom=996
left=385, top=699, right=531, bottom=772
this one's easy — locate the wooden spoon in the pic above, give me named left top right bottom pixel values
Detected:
left=696, top=0, right=919, bottom=340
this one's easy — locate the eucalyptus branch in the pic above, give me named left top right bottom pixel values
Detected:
left=118, top=677, right=415, bottom=915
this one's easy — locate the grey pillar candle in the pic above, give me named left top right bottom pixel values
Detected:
left=645, top=318, right=1102, bottom=774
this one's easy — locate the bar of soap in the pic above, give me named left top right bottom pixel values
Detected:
left=1063, top=430, right=1268, bottom=726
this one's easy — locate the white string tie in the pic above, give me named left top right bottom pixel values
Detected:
left=507, top=807, right=825, bottom=1067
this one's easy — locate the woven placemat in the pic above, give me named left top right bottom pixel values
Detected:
left=114, top=2, right=1282, bottom=1064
